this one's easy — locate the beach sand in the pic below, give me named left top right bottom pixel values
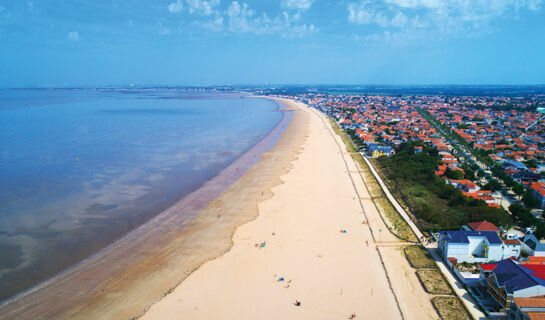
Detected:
left=0, top=98, right=303, bottom=320
left=1, top=98, right=437, bottom=320
left=141, top=99, right=410, bottom=320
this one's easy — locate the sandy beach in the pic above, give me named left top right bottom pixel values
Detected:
left=141, top=99, right=419, bottom=320
left=0, top=98, right=301, bottom=320
left=1, top=98, right=438, bottom=320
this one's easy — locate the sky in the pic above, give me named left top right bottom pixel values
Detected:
left=0, top=0, right=544, bottom=86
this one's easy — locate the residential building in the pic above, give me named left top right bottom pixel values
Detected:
left=439, top=230, right=504, bottom=263
left=531, top=182, right=545, bottom=209
left=479, top=259, right=545, bottom=313
left=523, top=235, right=545, bottom=257
left=509, top=296, right=545, bottom=319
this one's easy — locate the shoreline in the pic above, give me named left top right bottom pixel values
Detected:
left=140, top=99, right=407, bottom=320
left=0, top=96, right=303, bottom=320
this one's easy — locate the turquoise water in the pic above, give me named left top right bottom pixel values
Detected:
left=0, top=89, right=282, bottom=300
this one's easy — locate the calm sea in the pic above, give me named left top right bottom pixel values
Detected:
left=0, top=89, right=282, bottom=301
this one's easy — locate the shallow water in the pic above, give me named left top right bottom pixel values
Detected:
left=0, top=89, right=282, bottom=301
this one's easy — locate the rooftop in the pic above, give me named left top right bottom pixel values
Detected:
left=468, top=221, right=500, bottom=232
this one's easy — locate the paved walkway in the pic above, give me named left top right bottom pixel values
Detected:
left=362, top=156, right=487, bottom=320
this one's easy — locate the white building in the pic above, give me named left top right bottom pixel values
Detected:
left=439, top=230, right=504, bottom=263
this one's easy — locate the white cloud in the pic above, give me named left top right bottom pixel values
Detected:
left=348, top=0, right=543, bottom=40
left=186, top=0, right=220, bottom=16
left=202, top=15, right=224, bottom=31
left=281, top=0, right=313, bottom=11
left=68, top=31, right=80, bottom=41
left=384, top=0, right=440, bottom=8
left=168, top=0, right=183, bottom=13
left=226, top=1, right=254, bottom=32
left=224, top=1, right=315, bottom=36
left=348, top=1, right=412, bottom=27
left=285, top=21, right=316, bottom=37
left=389, top=12, right=408, bottom=27
left=159, top=27, right=171, bottom=35
left=348, top=2, right=373, bottom=24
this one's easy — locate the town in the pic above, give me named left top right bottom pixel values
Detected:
left=273, top=92, right=545, bottom=319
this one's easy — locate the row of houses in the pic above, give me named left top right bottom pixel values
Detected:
left=439, top=221, right=545, bottom=263
left=300, top=93, right=508, bottom=207
left=438, top=221, right=545, bottom=317
left=426, top=100, right=545, bottom=207
left=301, top=94, right=441, bottom=158
left=479, top=258, right=545, bottom=318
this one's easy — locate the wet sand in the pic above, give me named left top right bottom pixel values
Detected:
left=141, top=99, right=405, bottom=320
left=0, top=98, right=303, bottom=320
left=2, top=98, right=436, bottom=320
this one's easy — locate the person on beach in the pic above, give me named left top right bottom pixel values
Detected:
left=294, top=300, right=301, bottom=306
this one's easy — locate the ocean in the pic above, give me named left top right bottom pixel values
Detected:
left=0, top=89, right=283, bottom=301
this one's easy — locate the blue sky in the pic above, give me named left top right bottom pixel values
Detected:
left=0, top=0, right=544, bottom=86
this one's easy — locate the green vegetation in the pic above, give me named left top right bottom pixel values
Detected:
left=432, top=296, right=472, bottom=320
left=329, top=119, right=357, bottom=153
left=403, top=245, right=436, bottom=269
left=445, top=168, right=464, bottom=180
left=523, top=190, right=540, bottom=208
left=525, top=159, right=538, bottom=169
left=350, top=154, right=417, bottom=242
left=509, top=203, right=536, bottom=227
left=484, top=180, right=502, bottom=192
left=330, top=118, right=416, bottom=241
left=417, top=269, right=454, bottom=294
left=403, top=245, right=468, bottom=319
left=491, top=165, right=527, bottom=198
left=509, top=203, right=545, bottom=238
left=374, top=197, right=417, bottom=241
left=376, top=142, right=512, bottom=230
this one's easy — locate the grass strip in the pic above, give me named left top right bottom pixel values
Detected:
left=403, top=245, right=437, bottom=269
left=432, top=296, right=472, bottom=320
left=329, top=118, right=358, bottom=153
left=416, top=269, right=454, bottom=295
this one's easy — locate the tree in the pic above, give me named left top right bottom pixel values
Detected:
left=523, top=190, right=540, bottom=208
left=535, top=224, right=545, bottom=240
left=509, top=203, right=537, bottom=228
left=446, top=168, right=464, bottom=180
left=477, top=169, right=485, bottom=178
left=525, top=159, right=538, bottom=169
left=513, top=183, right=525, bottom=197
left=484, top=180, right=502, bottom=192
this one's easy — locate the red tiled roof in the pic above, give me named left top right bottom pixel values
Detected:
left=503, top=239, right=521, bottom=245
left=527, top=257, right=545, bottom=265
left=467, top=221, right=500, bottom=232
left=529, top=313, right=545, bottom=320
left=514, top=297, right=545, bottom=308
left=479, top=263, right=497, bottom=271
left=531, top=182, right=545, bottom=197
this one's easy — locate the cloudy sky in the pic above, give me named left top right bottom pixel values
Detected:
left=0, top=0, right=544, bottom=86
